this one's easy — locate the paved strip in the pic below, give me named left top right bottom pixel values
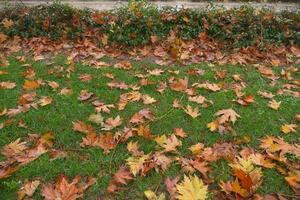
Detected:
left=0, top=1, right=299, bottom=11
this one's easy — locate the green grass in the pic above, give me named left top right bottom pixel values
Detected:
left=0, top=54, right=299, bottom=199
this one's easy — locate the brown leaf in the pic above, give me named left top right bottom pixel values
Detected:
left=114, top=60, right=132, bottom=70
left=165, top=176, right=180, bottom=200
left=130, top=108, right=154, bottom=124
left=18, top=180, right=40, bottom=200
left=23, top=80, right=40, bottom=90
left=78, top=90, right=94, bottom=101
left=169, top=77, right=188, bottom=92
left=107, top=166, right=133, bottom=193
left=97, top=132, right=118, bottom=153
left=2, top=18, right=14, bottom=29
left=183, top=105, right=200, bottom=118
left=41, top=174, right=95, bottom=200
left=72, top=121, right=95, bottom=135
left=102, top=115, right=122, bottom=130
left=38, top=96, right=53, bottom=106
left=215, top=109, right=240, bottom=124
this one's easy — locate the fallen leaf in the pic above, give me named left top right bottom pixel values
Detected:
left=183, top=105, right=200, bottom=118
left=176, top=175, right=208, bottom=200
left=268, top=99, right=281, bottom=110
left=281, top=124, right=297, bottom=134
left=215, top=109, right=240, bottom=124
left=18, top=180, right=40, bottom=200
left=0, top=81, right=16, bottom=89
left=41, top=174, right=95, bottom=200
left=88, top=113, right=104, bottom=125
left=38, top=96, right=53, bottom=106
left=107, top=166, right=133, bottom=193
left=23, top=80, right=40, bottom=90
left=102, top=115, right=122, bottom=130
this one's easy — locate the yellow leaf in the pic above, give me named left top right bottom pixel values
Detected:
left=281, top=124, right=297, bottom=134
left=126, top=154, right=150, bottom=176
left=144, top=190, right=165, bottom=200
left=176, top=175, right=208, bottom=200
left=207, top=121, right=218, bottom=132
left=268, top=99, right=281, bottom=110
left=189, top=143, right=204, bottom=155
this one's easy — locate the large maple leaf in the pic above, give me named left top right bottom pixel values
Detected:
left=176, top=175, right=208, bottom=200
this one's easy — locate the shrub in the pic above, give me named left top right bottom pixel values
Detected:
left=0, top=0, right=299, bottom=47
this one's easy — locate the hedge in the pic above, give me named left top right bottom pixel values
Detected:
left=0, top=1, right=299, bottom=47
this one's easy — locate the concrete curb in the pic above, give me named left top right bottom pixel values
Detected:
left=0, top=1, right=299, bottom=11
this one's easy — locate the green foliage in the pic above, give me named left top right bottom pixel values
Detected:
left=0, top=1, right=299, bottom=47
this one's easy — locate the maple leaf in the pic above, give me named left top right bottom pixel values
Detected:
left=117, top=91, right=141, bottom=110
left=114, top=60, right=132, bottom=70
left=88, top=113, right=104, bottom=125
left=169, top=77, right=188, bottom=92
left=41, top=174, right=95, bottom=200
left=176, top=175, right=208, bottom=200
left=197, top=82, right=221, bottom=92
left=38, top=96, right=53, bottom=106
left=281, top=124, right=297, bottom=134
left=153, top=152, right=172, bottom=171
left=257, top=91, right=274, bottom=99
left=1, top=138, right=27, bottom=158
left=144, top=190, right=166, bottom=200
left=148, top=68, right=164, bottom=76
left=2, top=18, right=14, bottom=28
left=228, top=157, right=263, bottom=195
left=215, top=109, right=240, bottom=124
left=220, top=179, right=249, bottom=198
left=268, top=99, right=281, bottom=110
left=133, top=124, right=154, bottom=139
left=130, top=108, right=154, bottom=124
left=107, top=166, right=133, bottom=193
left=158, top=134, right=182, bottom=152
left=78, top=90, right=94, bottom=101
left=142, top=94, right=157, bottom=104
left=47, top=81, right=60, bottom=90
left=0, top=164, right=20, bottom=180
left=72, top=121, right=95, bottom=135
left=59, top=88, right=73, bottom=96
left=126, top=154, right=150, bottom=176
left=165, top=176, right=180, bottom=200
left=18, top=180, right=40, bottom=200
left=189, top=143, right=204, bottom=155
left=107, top=80, right=129, bottom=90
left=188, top=95, right=206, bottom=104
left=192, top=159, right=210, bottom=179
left=92, top=100, right=114, bottom=113
left=183, top=105, right=200, bottom=118
left=23, top=80, right=40, bottom=90
left=172, top=99, right=182, bottom=108
left=0, top=32, right=8, bottom=43
left=0, top=81, right=16, bottom=89
left=174, top=128, right=187, bottom=138
left=207, top=120, right=219, bottom=132
left=285, top=171, right=300, bottom=190
left=97, top=132, right=118, bottom=153
left=79, top=73, right=92, bottom=82
left=127, top=141, right=143, bottom=156
left=102, top=115, right=122, bottom=130
left=157, top=81, right=167, bottom=94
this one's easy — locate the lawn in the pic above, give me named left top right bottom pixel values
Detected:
left=0, top=53, right=299, bottom=199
